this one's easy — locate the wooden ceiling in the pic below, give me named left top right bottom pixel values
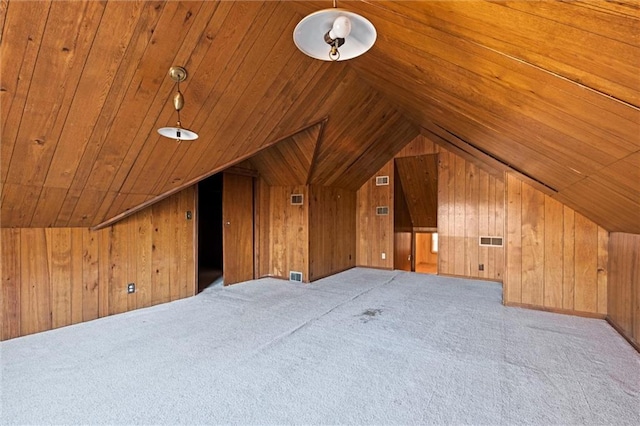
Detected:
left=1, top=1, right=638, bottom=233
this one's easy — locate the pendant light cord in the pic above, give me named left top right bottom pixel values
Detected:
left=176, top=81, right=182, bottom=127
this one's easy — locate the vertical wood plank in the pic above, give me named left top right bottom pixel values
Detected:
left=574, top=213, right=598, bottom=313
left=70, top=229, right=84, bottom=325
left=521, top=182, right=544, bottom=306
left=127, top=218, right=138, bottom=311
left=108, top=223, right=128, bottom=315
left=562, top=206, right=575, bottom=310
left=98, top=228, right=111, bottom=317
left=493, top=175, right=505, bottom=281
left=543, top=196, right=563, bottom=309
left=487, top=175, right=497, bottom=279
left=152, top=201, right=171, bottom=304
left=597, top=226, right=608, bottom=315
left=478, top=171, right=489, bottom=279
left=465, top=162, right=479, bottom=277
left=135, top=208, right=153, bottom=308
left=183, top=187, right=196, bottom=298
left=437, top=151, right=449, bottom=274
left=608, top=233, right=638, bottom=343
left=454, top=155, right=466, bottom=276
left=1, top=229, right=21, bottom=340
left=169, top=195, right=181, bottom=301
left=20, top=229, right=51, bottom=335
left=82, top=228, right=100, bottom=321
left=506, top=174, right=522, bottom=303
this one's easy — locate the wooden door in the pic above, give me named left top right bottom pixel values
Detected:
left=222, top=173, right=254, bottom=285
left=394, top=232, right=412, bottom=271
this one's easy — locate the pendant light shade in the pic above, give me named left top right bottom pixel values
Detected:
left=293, top=8, right=376, bottom=61
left=157, top=126, right=198, bottom=141
left=157, top=66, right=199, bottom=142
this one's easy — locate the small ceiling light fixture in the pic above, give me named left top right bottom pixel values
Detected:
left=157, top=66, right=198, bottom=141
left=293, top=0, right=376, bottom=61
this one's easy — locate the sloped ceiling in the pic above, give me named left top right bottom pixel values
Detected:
left=1, top=1, right=638, bottom=233
left=395, top=155, right=439, bottom=228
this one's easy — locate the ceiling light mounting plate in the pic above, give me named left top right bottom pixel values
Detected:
left=168, top=66, right=187, bottom=83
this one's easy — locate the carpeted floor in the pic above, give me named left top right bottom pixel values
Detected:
left=1, top=268, right=638, bottom=425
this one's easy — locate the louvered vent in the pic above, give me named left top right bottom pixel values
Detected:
left=479, top=236, right=503, bottom=247
left=289, top=271, right=303, bottom=282
left=290, top=194, right=303, bottom=205
left=376, top=206, right=389, bottom=215
left=375, top=176, right=389, bottom=186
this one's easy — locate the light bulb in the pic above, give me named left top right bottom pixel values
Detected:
left=329, top=16, right=351, bottom=40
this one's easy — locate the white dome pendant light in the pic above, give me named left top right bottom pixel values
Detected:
left=293, top=0, right=376, bottom=61
left=157, top=66, right=199, bottom=141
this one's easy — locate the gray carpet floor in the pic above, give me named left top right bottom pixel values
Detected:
left=1, top=268, right=639, bottom=425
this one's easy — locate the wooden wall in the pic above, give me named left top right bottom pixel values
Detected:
left=356, top=160, right=395, bottom=269
left=505, top=174, right=608, bottom=316
left=308, top=186, right=356, bottom=281
left=1, top=188, right=196, bottom=340
left=437, top=149, right=505, bottom=281
left=357, top=135, right=505, bottom=280
left=258, top=184, right=309, bottom=281
left=607, top=233, right=640, bottom=349
left=255, top=182, right=355, bottom=283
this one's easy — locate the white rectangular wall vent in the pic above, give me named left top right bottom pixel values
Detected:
left=479, top=236, right=503, bottom=247
left=290, top=194, right=303, bottom=205
left=376, top=206, right=389, bottom=215
left=289, top=271, right=303, bottom=282
left=375, top=176, right=389, bottom=186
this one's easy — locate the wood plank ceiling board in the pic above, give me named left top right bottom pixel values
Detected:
left=249, top=122, right=322, bottom=186
left=330, top=113, right=419, bottom=190
left=287, top=0, right=640, bottom=232
left=111, top=0, right=229, bottom=195
left=1, top=0, right=52, bottom=183
left=4, top=1, right=106, bottom=188
left=63, top=1, right=167, bottom=185
left=395, top=155, right=439, bottom=228
left=126, top=1, right=274, bottom=194
left=1, top=0, right=638, bottom=234
left=81, top=1, right=205, bottom=193
left=169, top=4, right=303, bottom=187
left=151, top=2, right=320, bottom=194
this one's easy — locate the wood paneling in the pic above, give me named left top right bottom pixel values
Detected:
left=308, top=185, right=356, bottom=281
left=250, top=122, right=322, bottom=186
left=2, top=0, right=637, bottom=237
left=505, top=176, right=608, bottom=315
left=393, top=165, right=412, bottom=233
left=356, top=160, right=394, bottom=269
left=607, top=233, right=640, bottom=349
left=358, top=135, right=504, bottom=281
left=256, top=182, right=355, bottom=282
left=394, top=232, right=412, bottom=272
left=222, top=173, right=254, bottom=285
left=436, top=149, right=505, bottom=281
left=264, top=185, right=309, bottom=280
left=395, top=155, right=438, bottom=228
left=0, top=187, right=196, bottom=340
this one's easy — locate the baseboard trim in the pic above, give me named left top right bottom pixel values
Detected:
left=504, top=301, right=606, bottom=320
left=310, top=265, right=356, bottom=282
left=355, top=265, right=393, bottom=271
left=605, top=316, right=640, bottom=353
left=437, top=272, right=503, bottom=284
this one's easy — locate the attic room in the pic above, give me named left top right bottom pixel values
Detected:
left=1, top=1, right=638, bottom=424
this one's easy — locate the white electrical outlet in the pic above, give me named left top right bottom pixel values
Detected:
left=381, top=252, right=386, bottom=260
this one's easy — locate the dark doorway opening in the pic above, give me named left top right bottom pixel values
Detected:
left=198, top=173, right=223, bottom=292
